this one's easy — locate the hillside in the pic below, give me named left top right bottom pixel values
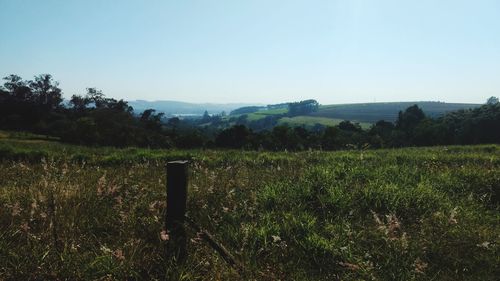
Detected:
left=130, top=101, right=480, bottom=124
left=225, top=101, right=480, bottom=129
left=128, top=100, right=260, bottom=116
left=312, top=101, right=480, bottom=123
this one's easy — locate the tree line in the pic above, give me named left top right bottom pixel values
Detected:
left=1, top=74, right=499, bottom=150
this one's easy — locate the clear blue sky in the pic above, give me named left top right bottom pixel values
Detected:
left=1, top=0, right=499, bottom=104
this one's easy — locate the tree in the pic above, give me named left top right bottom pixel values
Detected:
left=140, top=109, right=164, bottom=131
left=288, top=99, right=319, bottom=116
left=3, top=74, right=32, bottom=101
left=486, top=96, right=499, bottom=105
left=85, top=88, right=105, bottom=108
left=322, top=126, right=340, bottom=150
left=201, top=110, right=211, bottom=123
left=167, top=117, right=180, bottom=134
left=230, top=106, right=264, bottom=115
left=29, top=74, right=63, bottom=110
left=215, top=125, right=251, bottom=149
left=396, top=104, right=426, bottom=131
left=338, top=120, right=362, bottom=132
left=369, top=120, right=395, bottom=148
left=3, top=75, right=25, bottom=93
left=70, top=94, right=90, bottom=111
left=0, top=86, right=7, bottom=101
left=270, top=125, right=302, bottom=150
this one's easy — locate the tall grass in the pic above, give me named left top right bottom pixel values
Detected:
left=0, top=140, right=498, bottom=280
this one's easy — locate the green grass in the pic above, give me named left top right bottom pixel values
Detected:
left=278, top=116, right=371, bottom=129
left=230, top=108, right=375, bottom=128
left=240, top=108, right=288, bottom=121
left=0, top=130, right=60, bottom=142
left=313, top=102, right=479, bottom=123
left=224, top=102, right=479, bottom=128
left=0, top=139, right=499, bottom=280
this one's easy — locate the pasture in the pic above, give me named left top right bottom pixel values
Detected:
left=0, top=139, right=498, bottom=280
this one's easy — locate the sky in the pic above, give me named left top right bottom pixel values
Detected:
left=1, top=0, right=499, bottom=104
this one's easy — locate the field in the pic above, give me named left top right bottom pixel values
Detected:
left=278, top=116, right=371, bottom=129
left=312, top=102, right=480, bottom=123
left=228, top=108, right=289, bottom=122
left=0, top=137, right=499, bottom=280
left=224, top=102, right=479, bottom=128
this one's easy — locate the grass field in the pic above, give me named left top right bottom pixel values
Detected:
left=313, top=102, right=479, bottom=123
left=0, top=137, right=499, bottom=280
left=230, top=108, right=289, bottom=122
left=278, top=116, right=371, bottom=129
left=225, top=102, right=479, bottom=127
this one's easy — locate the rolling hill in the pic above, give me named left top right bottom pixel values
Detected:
left=312, top=101, right=480, bottom=123
left=130, top=100, right=481, bottom=129
left=226, top=101, right=481, bottom=129
left=128, top=100, right=260, bottom=116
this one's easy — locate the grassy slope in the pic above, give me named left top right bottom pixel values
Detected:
left=0, top=138, right=499, bottom=280
left=278, top=116, right=371, bottom=129
left=235, top=108, right=288, bottom=121
left=313, top=102, right=480, bottom=123
left=226, top=102, right=479, bottom=128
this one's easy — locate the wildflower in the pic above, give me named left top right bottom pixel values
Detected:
left=97, top=174, right=106, bottom=196
left=386, top=214, right=402, bottom=239
left=20, top=222, right=30, bottom=232
left=149, top=201, right=158, bottom=212
left=115, top=195, right=123, bottom=206
left=414, top=258, right=428, bottom=274
left=371, top=210, right=383, bottom=225
left=477, top=241, right=491, bottom=249
left=113, top=249, right=125, bottom=261
left=11, top=202, right=21, bottom=216
left=29, top=200, right=38, bottom=218
left=339, top=262, right=360, bottom=271
left=160, top=230, right=170, bottom=241
left=107, top=184, right=119, bottom=196
left=271, top=235, right=281, bottom=243
left=190, top=234, right=203, bottom=244
left=100, top=245, right=112, bottom=253
left=449, top=207, right=458, bottom=224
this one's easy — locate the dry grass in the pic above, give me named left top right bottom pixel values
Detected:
left=0, top=142, right=499, bottom=280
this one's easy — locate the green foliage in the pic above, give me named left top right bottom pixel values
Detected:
left=288, top=99, right=319, bottom=117
left=278, top=116, right=371, bottom=129
left=2, top=74, right=499, bottom=150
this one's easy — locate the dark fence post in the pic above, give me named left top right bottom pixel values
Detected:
left=166, top=160, right=189, bottom=261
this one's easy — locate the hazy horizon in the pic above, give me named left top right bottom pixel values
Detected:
left=1, top=0, right=499, bottom=104
left=126, top=98, right=481, bottom=106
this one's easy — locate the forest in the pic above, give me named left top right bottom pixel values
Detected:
left=1, top=74, right=499, bottom=150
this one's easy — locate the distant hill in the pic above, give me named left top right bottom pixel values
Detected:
left=312, top=101, right=481, bottom=123
left=128, top=100, right=261, bottom=116
left=223, top=101, right=481, bottom=130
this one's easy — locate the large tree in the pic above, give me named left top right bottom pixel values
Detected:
left=486, top=96, right=499, bottom=105
left=29, top=74, right=63, bottom=110
left=288, top=99, right=319, bottom=116
left=396, top=104, right=426, bottom=131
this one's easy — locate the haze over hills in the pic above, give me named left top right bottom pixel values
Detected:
left=129, top=99, right=481, bottom=124
left=128, top=100, right=261, bottom=116
left=312, top=101, right=481, bottom=123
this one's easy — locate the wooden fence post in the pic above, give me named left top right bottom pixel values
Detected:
left=166, top=160, right=189, bottom=261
